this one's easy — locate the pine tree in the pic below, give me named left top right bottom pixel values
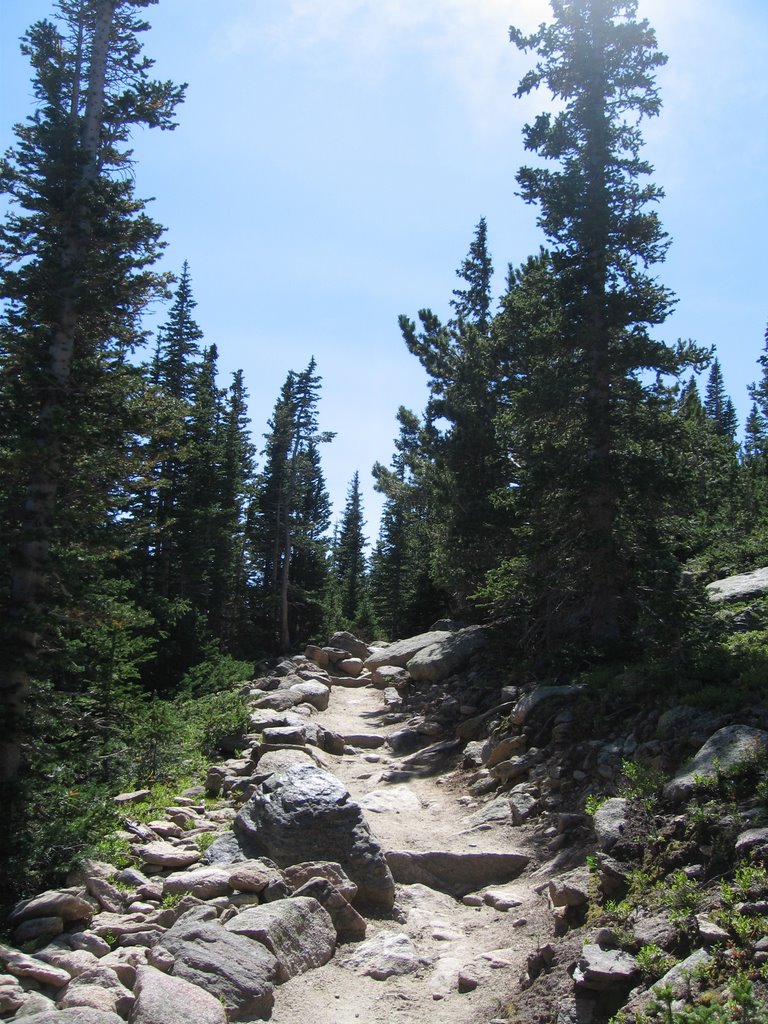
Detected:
left=506, top=0, right=705, bottom=656
left=370, top=408, right=447, bottom=638
left=399, top=220, right=508, bottom=609
left=0, top=0, right=184, bottom=784
left=704, top=359, right=738, bottom=439
left=254, top=360, right=333, bottom=651
left=334, top=472, right=368, bottom=624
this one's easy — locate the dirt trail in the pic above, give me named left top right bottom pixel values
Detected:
left=268, top=682, right=554, bottom=1024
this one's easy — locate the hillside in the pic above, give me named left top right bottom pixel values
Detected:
left=2, top=572, right=768, bottom=1024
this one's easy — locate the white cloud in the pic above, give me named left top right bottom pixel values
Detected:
left=222, top=0, right=552, bottom=133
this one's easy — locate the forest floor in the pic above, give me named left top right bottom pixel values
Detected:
left=267, top=682, right=556, bottom=1024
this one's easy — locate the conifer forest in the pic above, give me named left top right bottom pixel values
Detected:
left=0, top=0, right=766, bottom=910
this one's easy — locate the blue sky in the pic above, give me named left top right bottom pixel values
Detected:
left=1, top=0, right=767, bottom=541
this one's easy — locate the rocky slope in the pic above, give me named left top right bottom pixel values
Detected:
left=2, top=609, right=768, bottom=1024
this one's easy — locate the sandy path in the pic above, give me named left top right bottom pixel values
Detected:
left=267, top=681, right=553, bottom=1024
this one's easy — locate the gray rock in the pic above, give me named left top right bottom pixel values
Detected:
left=10, top=889, right=94, bottom=925
left=260, top=725, right=308, bottom=745
left=227, top=858, right=286, bottom=895
left=290, top=878, right=367, bottom=942
left=12, top=917, right=65, bottom=945
left=224, top=897, right=335, bottom=982
left=385, top=850, right=529, bottom=897
left=341, top=931, right=421, bottom=980
left=369, top=665, right=410, bottom=690
left=252, top=690, right=304, bottom=712
left=343, top=733, right=386, bottom=749
left=328, top=632, right=372, bottom=660
left=282, top=861, right=357, bottom=903
left=593, top=797, right=630, bottom=852
left=57, top=966, right=135, bottom=1017
left=201, top=832, right=247, bottom=865
left=572, top=944, right=639, bottom=991
left=1, top=951, right=71, bottom=989
left=385, top=728, right=425, bottom=754
left=735, top=828, right=768, bottom=858
left=401, top=739, right=462, bottom=771
left=256, top=748, right=318, bottom=776
left=233, top=765, right=395, bottom=910
left=19, top=1011, right=125, bottom=1024
left=162, top=910, right=276, bottom=1020
left=548, top=868, right=592, bottom=908
left=405, top=626, right=487, bottom=683
left=664, top=725, right=768, bottom=803
left=706, top=566, right=768, bottom=603
left=287, top=681, right=330, bottom=711
left=364, top=631, right=453, bottom=670
left=359, top=788, right=422, bottom=817
left=128, top=964, right=227, bottom=1024
left=135, top=842, right=200, bottom=870
left=510, top=686, right=580, bottom=727
left=162, top=867, right=234, bottom=899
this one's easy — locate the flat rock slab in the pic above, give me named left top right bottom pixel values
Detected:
left=20, top=1011, right=125, bottom=1024
left=340, top=931, right=421, bottom=980
left=162, top=911, right=277, bottom=1020
left=572, top=944, right=639, bottom=991
left=664, top=725, right=768, bottom=803
left=233, top=764, right=395, bottom=910
left=129, top=964, right=227, bottom=1024
left=706, top=566, right=768, bottom=603
left=135, top=842, right=200, bottom=869
left=359, top=789, right=423, bottom=816
left=224, top=897, right=335, bottom=982
left=10, top=889, right=93, bottom=925
left=364, top=632, right=453, bottom=670
left=385, top=850, right=529, bottom=897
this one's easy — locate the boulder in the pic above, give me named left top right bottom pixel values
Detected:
left=548, top=868, right=592, bottom=908
left=385, top=850, right=529, bottom=897
left=162, top=867, right=234, bottom=900
left=10, top=889, right=94, bottom=925
left=161, top=909, right=277, bottom=1020
left=1, top=951, right=71, bottom=989
left=20, top=1011, right=125, bottom=1024
left=593, top=798, right=630, bottom=852
left=134, top=842, right=200, bottom=870
left=256, top=748, right=318, bottom=776
left=340, top=931, right=421, bottom=980
left=405, top=626, right=487, bottom=683
left=233, top=764, right=395, bottom=910
left=224, top=896, right=335, bottom=982
left=287, top=681, right=330, bottom=711
left=369, top=665, right=410, bottom=690
left=56, top=966, right=135, bottom=1017
left=572, top=944, right=639, bottom=991
left=664, top=725, right=768, bottom=803
left=510, top=686, right=580, bottom=727
left=282, top=861, right=357, bottom=903
left=0, top=974, right=26, bottom=1015
left=706, top=566, right=768, bottom=603
left=328, top=632, right=371, bottom=660
left=129, top=964, right=227, bottom=1024
left=290, top=878, right=367, bottom=942
left=364, top=631, right=453, bottom=670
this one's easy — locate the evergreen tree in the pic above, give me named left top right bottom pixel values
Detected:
left=506, top=0, right=705, bottom=657
left=399, top=220, right=508, bottom=609
left=0, top=0, right=184, bottom=785
left=704, top=358, right=738, bottom=439
left=254, top=360, right=333, bottom=651
left=334, top=472, right=368, bottom=624
left=370, top=408, right=447, bottom=638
